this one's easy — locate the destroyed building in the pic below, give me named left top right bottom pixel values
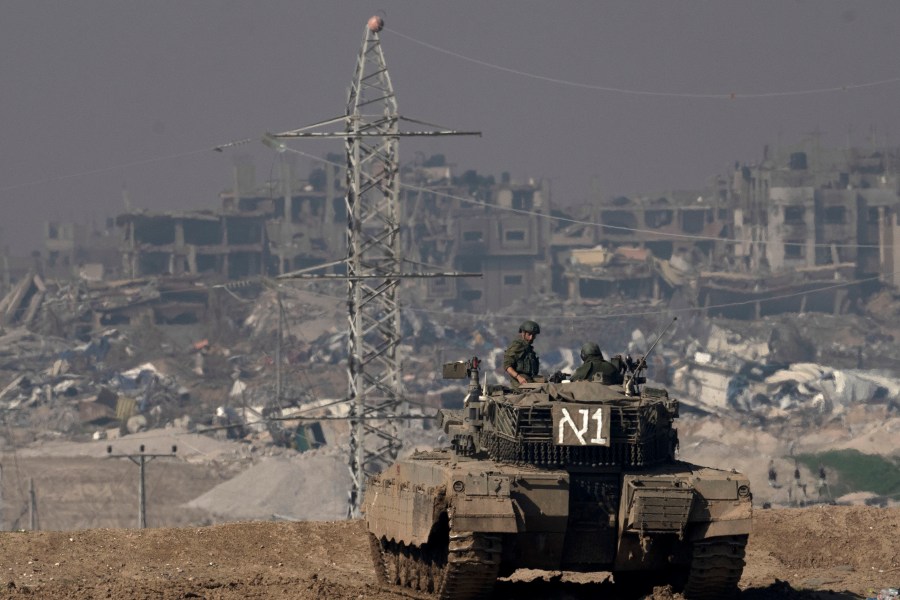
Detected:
left=421, top=171, right=553, bottom=312
left=550, top=186, right=732, bottom=302
left=706, top=143, right=900, bottom=318
left=114, top=158, right=346, bottom=280
left=552, top=141, right=900, bottom=317
left=26, top=141, right=900, bottom=318
left=44, top=221, right=120, bottom=282
left=115, top=211, right=269, bottom=280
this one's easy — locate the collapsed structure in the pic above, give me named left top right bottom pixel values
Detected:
left=22, top=139, right=900, bottom=318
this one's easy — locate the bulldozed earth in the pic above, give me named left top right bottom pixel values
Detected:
left=0, top=504, right=895, bottom=600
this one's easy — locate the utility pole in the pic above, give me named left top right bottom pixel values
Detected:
left=107, top=444, right=177, bottom=529
left=28, top=477, right=36, bottom=531
left=265, top=16, right=479, bottom=517
left=275, top=287, right=283, bottom=406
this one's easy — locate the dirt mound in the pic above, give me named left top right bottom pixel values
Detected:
left=0, top=505, right=896, bottom=599
left=186, top=449, right=351, bottom=522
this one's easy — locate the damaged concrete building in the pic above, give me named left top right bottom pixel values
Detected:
left=115, top=157, right=345, bottom=280
left=708, top=143, right=900, bottom=318
left=422, top=173, right=553, bottom=312
left=116, top=211, right=268, bottom=280
left=28, top=141, right=900, bottom=318
left=551, top=186, right=732, bottom=302
left=552, top=141, right=900, bottom=317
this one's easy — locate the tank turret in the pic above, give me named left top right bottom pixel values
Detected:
left=439, top=355, right=677, bottom=469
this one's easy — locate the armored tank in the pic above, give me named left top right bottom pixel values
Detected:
left=364, top=353, right=752, bottom=600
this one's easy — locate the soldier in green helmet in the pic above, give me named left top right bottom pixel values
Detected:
left=503, top=320, right=541, bottom=388
left=571, top=342, right=622, bottom=383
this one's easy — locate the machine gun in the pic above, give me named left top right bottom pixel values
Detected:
left=442, top=356, right=484, bottom=405
left=624, top=317, right=677, bottom=396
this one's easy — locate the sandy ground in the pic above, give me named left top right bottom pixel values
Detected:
left=0, top=391, right=895, bottom=599
left=0, top=505, right=895, bottom=600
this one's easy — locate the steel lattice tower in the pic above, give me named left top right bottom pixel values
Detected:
left=343, top=19, right=404, bottom=517
left=267, top=17, right=478, bottom=517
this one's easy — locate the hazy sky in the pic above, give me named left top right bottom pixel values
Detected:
left=3, top=1, right=900, bottom=251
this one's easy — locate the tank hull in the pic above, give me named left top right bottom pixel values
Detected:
left=365, top=450, right=751, bottom=598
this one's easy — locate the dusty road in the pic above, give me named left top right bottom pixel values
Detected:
left=0, top=504, right=896, bottom=599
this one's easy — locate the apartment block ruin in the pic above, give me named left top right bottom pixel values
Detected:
left=711, top=143, right=900, bottom=318
left=34, top=141, right=900, bottom=318
left=551, top=185, right=732, bottom=303
left=114, top=158, right=345, bottom=281
left=417, top=170, right=553, bottom=312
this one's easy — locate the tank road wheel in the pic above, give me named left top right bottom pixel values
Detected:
left=682, top=535, right=748, bottom=600
left=369, top=530, right=501, bottom=600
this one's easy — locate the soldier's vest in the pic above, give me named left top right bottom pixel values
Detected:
left=516, top=346, right=539, bottom=377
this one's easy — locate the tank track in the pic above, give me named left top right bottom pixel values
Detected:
left=369, top=530, right=501, bottom=600
left=682, top=534, right=748, bottom=600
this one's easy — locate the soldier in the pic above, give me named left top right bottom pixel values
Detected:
left=504, top=320, right=541, bottom=387
left=789, top=462, right=807, bottom=506
left=571, top=342, right=620, bottom=383
left=817, top=463, right=831, bottom=501
left=768, top=459, right=778, bottom=488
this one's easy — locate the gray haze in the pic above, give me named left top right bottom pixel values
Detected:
left=2, top=1, right=900, bottom=252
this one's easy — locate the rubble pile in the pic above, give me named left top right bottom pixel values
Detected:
left=0, top=275, right=262, bottom=441
left=0, top=326, right=192, bottom=437
left=1, top=266, right=900, bottom=524
left=660, top=311, right=900, bottom=424
left=2, top=267, right=899, bottom=442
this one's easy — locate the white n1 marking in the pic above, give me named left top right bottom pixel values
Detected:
left=558, top=407, right=607, bottom=445
left=558, top=408, right=589, bottom=444
left=589, top=407, right=607, bottom=445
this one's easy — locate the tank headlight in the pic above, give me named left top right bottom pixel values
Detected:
left=738, top=484, right=751, bottom=498
left=453, top=480, right=465, bottom=493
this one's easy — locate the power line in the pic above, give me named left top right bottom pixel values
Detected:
left=148, top=261, right=890, bottom=324
left=280, top=265, right=884, bottom=322
left=0, top=138, right=253, bottom=194
left=387, top=28, right=900, bottom=100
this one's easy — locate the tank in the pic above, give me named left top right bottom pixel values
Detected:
left=364, top=354, right=752, bottom=600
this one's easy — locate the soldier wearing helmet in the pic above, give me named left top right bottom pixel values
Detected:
left=503, top=320, right=541, bottom=387
left=571, top=342, right=621, bottom=383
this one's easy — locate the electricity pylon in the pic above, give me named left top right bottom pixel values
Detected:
left=266, top=16, right=478, bottom=517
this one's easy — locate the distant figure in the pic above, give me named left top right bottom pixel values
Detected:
left=767, top=460, right=778, bottom=488
left=790, top=462, right=806, bottom=506
left=817, top=463, right=832, bottom=501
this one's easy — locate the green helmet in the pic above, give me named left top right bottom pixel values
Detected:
left=580, top=342, right=602, bottom=361
left=518, top=320, right=541, bottom=335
